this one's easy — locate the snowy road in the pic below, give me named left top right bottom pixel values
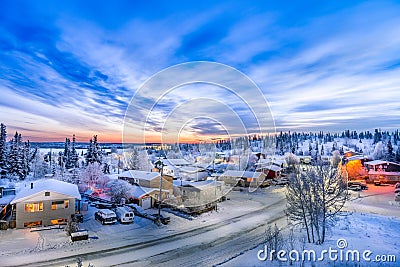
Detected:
left=2, top=189, right=287, bottom=267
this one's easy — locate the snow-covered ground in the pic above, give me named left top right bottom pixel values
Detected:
left=223, top=184, right=400, bottom=267
left=0, top=187, right=287, bottom=267
left=0, top=184, right=399, bottom=267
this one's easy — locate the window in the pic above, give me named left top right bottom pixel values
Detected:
left=24, top=221, right=42, bottom=227
left=45, top=192, right=50, bottom=196
left=51, top=200, right=69, bottom=210
left=50, top=218, right=67, bottom=225
left=25, top=202, right=43, bottom=212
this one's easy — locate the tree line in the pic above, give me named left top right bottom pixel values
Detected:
left=0, top=123, right=36, bottom=180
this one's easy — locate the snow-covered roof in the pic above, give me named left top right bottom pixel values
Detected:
left=131, top=186, right=169, bottom=199
left=183, top=180, right=222, bottom=189
left=162, top=158, right=191, bottom=166
left=173, top=180, right=221, bottom=190
left=119, top=170, right=160, bottom=181
left=220, top=170, right=264, bottom=179
left=364, top=160, right=389, bottom=166
left=347, top=155, right=368, bottom=161
left=368, top=171, right=400, bottom=175
left=257, top=158, right=285, bottom=166
left=0, top=194, right=15, bottom=206
left=256, top=165, right=282, bottom=172
left=11, top=179, right=81, bottom=204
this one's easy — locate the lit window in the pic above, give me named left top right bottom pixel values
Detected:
left=24, top=221, right=42, bottom=227
left=51, top=218, right=67, bottom=225
left=51, top=200, right=69, bottom=210
left=24, top=202, right=43, bottom=212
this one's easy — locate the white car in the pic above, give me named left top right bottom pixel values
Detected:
left=115, top=206, right=134, bottom=223
left=395, top=193, right=400, bottom=202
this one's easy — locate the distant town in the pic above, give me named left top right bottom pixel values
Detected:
left=0, top=123, right=399, bottom=266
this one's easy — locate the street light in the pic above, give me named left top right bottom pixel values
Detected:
left=154, top=159, right=165, bottom=226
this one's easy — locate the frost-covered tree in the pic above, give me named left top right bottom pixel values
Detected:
left=8, top=132, right=25, bottom=179
left=395, top=147, right=400, bottom=163
left=80, top=162, right=104, bottom=189
left=0, top=123, right=7, bottom=178
left=373, top=141, right=385, bottom=160
left=331, top=150, right=341, bottom=167
left=126, top=148, right=140, bottom=170
left=85, top=135, right=102, bottom=165
left=70, top=134, right=79, bottom=168
left=284, top=152, right=299, bottom=173
left=386, top=139, right=394, bottom=161
left=286, top=163, right=347, bottom=244
left=63, top=138, right=71, bottom=169
left=107, top=179, right=132, bottom=204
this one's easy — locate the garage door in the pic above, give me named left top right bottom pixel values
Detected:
left=141, top=197, right=152, bottom=210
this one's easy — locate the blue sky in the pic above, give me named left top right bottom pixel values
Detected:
left=0, top=0, right=399, bottom=142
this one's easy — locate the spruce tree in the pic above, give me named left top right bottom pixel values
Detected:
left=70, top=134, right=79, bottom=168
left=0, top=123, right=7, bottom=178
left=386, top=139, right=394, bottom=161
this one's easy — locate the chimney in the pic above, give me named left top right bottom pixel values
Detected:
left=31, top=183, right=33, bottom=189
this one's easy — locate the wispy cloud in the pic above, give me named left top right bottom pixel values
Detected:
left=0, top=0, right=399, bottom=142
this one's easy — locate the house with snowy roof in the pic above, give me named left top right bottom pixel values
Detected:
left=10, top=179, right=81, bottom=228
left=218, top=170, right=266, bottom=187
left=118, top=170, right=173, bottom=191
left=364, top=160, right=400, bottom=183
left=129, top=185, right=170, bottom=209
left=173, top=180, right=223, bottom=209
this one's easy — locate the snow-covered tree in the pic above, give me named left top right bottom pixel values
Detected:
left=0, top=123, right=7, bottom=178
left=8, top=132, right=25, bottom=179
left=331, top=150, right=341, bottom=167
left=286, top=163, right=347, bottom=244
left=80, top=162, right=104, bottom=189
left=70, top=134, right=79, bottom=168
left=107, top=179, right=133, bottom=204
left=85, top=135, right=102, bottom=165
left=284, top=152, right=299, bottom=173
left=126, top=148, right=140, bottom=170
left=373, top=141, right=385, bottom=160
left=393, top=146, right=400, bottom=163
left=386, top=139, right=394, bottom=161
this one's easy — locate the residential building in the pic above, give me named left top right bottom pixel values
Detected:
left=119, top=170, right=173, bottom=191
left=218, top=170, right=266, bottom=187
left=10, top=179, right=81, bottom=228
left=364, top=160, right=400, bottom=183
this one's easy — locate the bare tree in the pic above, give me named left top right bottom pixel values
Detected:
left=286, top=162, right=347, bottom=244
left=264, top=224, right=284, bottom=261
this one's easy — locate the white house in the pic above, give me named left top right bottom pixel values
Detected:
left=11, top=179, right=81, bottom=228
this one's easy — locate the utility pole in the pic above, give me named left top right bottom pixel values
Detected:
left=154, top=159, right=165, bottom=226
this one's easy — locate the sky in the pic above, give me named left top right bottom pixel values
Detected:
left=0, top=0, right=399, bottom=143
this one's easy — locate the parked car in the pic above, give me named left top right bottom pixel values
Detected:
left=394, top=188, right=400, bottom=194
left=395, top=182, right=400, bottom=189
left=348, top=184, right=362, bottom=191
left=373, top=180, right=381, bottom=186
left=348, top=181, right=368, bottom=190
left=150, top=213, right=170, bottom=225
left=95, top=209, right=117, bottom=225
left=395, top=193, right=400, bottom=202
left=115, top=206, right=134, bottom=223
